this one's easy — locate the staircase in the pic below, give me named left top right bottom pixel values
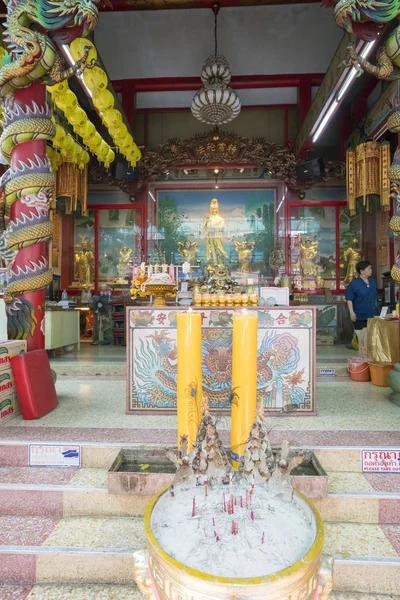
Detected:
left=0, top=444, right=400, bottom=599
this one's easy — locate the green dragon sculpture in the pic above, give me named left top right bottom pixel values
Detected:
left=0, top=1, right=107, bottom=98
left=0, top=0, right=107, bottom=345
left=326, top=0, right=400, bottom=281
left=326, top=0, right=399, bottom=82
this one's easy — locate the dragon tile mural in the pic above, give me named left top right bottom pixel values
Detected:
left=127, top=307, right=316, bottom=415
left=0, top=0, right=104, bottom=349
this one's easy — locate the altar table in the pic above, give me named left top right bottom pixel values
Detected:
left=126, top=306, right=316, bottom=416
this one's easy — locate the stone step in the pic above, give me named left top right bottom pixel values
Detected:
left=331, top=595, right=400, bottom=600
left=0, top=441, right=389, bottom=472
left=0, top=467, right=151, bottom=517
left=2, top=466, right=400, bottom=524
left=0, top=516, right=399, bottom=593
left=1, top=587, right=400, bottom=600
left=0, top=584, right=142, bottom=599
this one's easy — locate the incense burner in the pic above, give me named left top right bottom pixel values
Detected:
left=145, top=283, right=176, bottom=306
left=133, top=486, right=333, bottom=600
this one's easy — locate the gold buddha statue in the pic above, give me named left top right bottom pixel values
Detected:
left=74, top=236, right=94, bottom=286
left=300, top=236, right=319, bottom=276
left=343, top=239, right=361, bottom=286
left=204, top=198, right=228, bottom=266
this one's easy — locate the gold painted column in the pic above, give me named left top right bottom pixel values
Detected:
left=177, top=310, right=202, bottom=456
left=231, top=310, right=258, bottom=469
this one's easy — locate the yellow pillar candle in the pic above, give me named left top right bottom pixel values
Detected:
left=231, top=310, right=258, bottom=469
left=177, top=310, right=203, bottom=456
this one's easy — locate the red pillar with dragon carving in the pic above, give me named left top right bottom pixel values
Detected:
left=0, top=1, right=105, bottom=351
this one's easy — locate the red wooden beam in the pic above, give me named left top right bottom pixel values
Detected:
left=121, top=81, right=135, bottom=128
left=298, top=76, right=312, bottom=124
left=112, top=74, right=324, bottom=94
left=101, top=0, right=321, bottom=11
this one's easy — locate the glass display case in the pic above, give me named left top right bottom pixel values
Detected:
left=98, top=208, right=142, bottom=285
left=289, top=205, right=336, bottom=290
left=289, top=202, right=361, bottom=292
left=71, top=206, right=144, bottom=289
left=149, top=186, right=286, bottom=282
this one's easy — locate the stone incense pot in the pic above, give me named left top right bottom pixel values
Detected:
left=133, top=485, right=333, bottom=600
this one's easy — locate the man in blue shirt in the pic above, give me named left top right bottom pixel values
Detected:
left=345, top=261, right=378, bottom=355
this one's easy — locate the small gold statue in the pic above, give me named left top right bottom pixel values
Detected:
left=343, top=239, right=361, bottom=286
left=300, top=236, right=319, bottom=276
left=204, top=198, right=228, bottom=266
left=118, top=244, right=132, bottom=269
left=234, top=240, right=255, bottom=272
left=177, top=241, right=198, bottom=263
left=74, top=235, right=94, bottom=286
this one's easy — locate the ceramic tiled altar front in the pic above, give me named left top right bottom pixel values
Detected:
left=126, top=307, right=316, bottom=415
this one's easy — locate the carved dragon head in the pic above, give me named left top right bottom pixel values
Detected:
left=323, top=0, right=392, bottom=41
left=29, top=0, right=112, bottom=43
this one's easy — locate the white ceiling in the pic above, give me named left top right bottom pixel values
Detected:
left=95, top=5, right=342, bottom=81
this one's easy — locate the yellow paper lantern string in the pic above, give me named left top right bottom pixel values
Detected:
left=102, top=108, right=123, bottom=129
left=70, top=38, right=97, bottom=64
left=93, top=88, right=115, bottom=111
left=83, top=66, right=108, bottom=92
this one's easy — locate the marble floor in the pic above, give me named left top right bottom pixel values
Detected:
left=0, top=376, right=398, bottom=444
left=49, top=342, right=355, bottom=366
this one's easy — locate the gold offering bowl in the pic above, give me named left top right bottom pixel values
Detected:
left=145, top=283, right=176, bottom=307
left=135, top=486, right=332, bottom=600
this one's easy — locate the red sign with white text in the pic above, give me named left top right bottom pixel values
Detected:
left=362, top=449, right=400, bottom=473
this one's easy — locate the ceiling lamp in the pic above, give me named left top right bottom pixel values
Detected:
left=191, top=5, right=241, bottom=126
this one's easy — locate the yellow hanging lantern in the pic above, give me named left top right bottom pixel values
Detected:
left=102, top=108, right=122, bottom=129
left=53, top=125, right=66, bottom=149
left=70, top=144, right=79, bottom=165
left=64, top=133, right=75, bottom=152
left=70, top=38, right=97, bottom=64
left=83, top=120, right=96, bottom=141
left=118, top=133, right=133, bottom=149
left=110, top=123, right=128, bottom=141
left=67, top=106, right=87, bottom=129
left=93, top=89, right=114, bottom=111
left=133, top=146, right=142, bottom=161
left=98, top=140, right=109, bottom=159
left=82, top=151, right=90, bottom=165
left=47, top=80, right=68, bottom=96
left=83, top=66, right=108, bottom=92
left=87, top=132, right=102, bottom=150
left=64, top=90, right=78, bottom=109
left=106, top=149, right=115, bottom=164
left=55, top=90, right=77, bottom=112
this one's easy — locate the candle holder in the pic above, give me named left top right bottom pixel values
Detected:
left=234, top=293, right=242, bottom=306
left=211, top=294, right=219, bottom=307
left=241, top=294, right=249, bottom=306
left=225, top=293, right=233, bottom=306
left=250, top=294, right=259, bottom=306
left=218, top=294, right=226, bottom=306
left=193, top=293, right=202, bottom=306
left=201, top=293, right=211, bottom=306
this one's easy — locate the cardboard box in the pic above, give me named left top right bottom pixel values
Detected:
left=0, top=341, right=26, bottom=371
left=0, top=371, right=15, bottom=396
left=0, top=393, right=19, bottom=424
